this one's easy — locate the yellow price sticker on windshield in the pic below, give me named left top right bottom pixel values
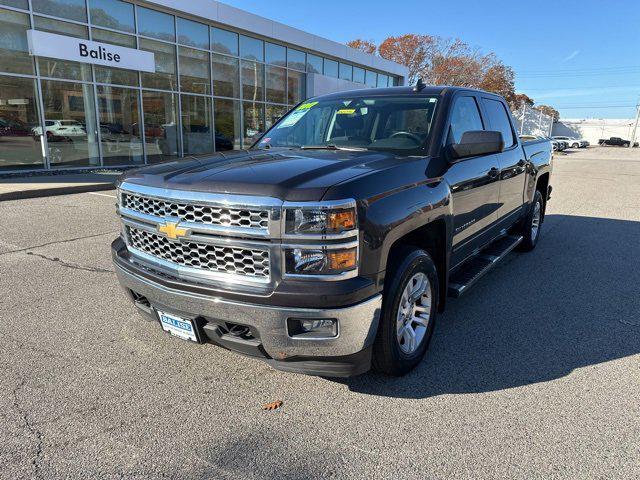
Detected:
left=337, top=108, right=356, bottom=115
left=296, top=101, right=318, bottom=111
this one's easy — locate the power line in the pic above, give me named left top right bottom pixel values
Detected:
left=518, top=65, right=640, bottom=74
left=519, top=71, right=640, bottom=79
left=555, top=105, right=636, bottom=109
left=521, top=85, right=640, bottom=91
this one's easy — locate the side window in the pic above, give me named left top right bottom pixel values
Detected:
left=449, top=96, right=484, bottom=144
left=481, top=98, right=515, bottom=147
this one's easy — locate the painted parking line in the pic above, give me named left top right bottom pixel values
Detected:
left=88, top=192, right=117, bottom=199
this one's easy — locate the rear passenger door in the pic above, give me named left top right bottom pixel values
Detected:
left=444, top=95, right=501, bottom=267
left=480, top=97, right=527, bottom=224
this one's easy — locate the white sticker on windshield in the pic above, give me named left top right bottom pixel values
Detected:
left=277, top=109, right=308, bottom=129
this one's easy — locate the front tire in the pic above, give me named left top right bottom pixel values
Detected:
left=519, top=190, right=544, bottom=251
left=373, top=247, right=438, bottom=376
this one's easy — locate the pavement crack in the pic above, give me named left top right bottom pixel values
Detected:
left=25, top=251, right=115, bottom=274
left=0, top=231, right=117, bottom=257
left=12, top=379, right=45, bottom=479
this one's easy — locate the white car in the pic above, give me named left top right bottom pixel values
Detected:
left=552, top=136, right=588, bottom=148
left=32, top=120, right=86, bottom=140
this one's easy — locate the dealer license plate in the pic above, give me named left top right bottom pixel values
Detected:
left=157, top=311, right=198, bottom=343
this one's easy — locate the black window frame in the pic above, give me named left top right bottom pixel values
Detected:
left=479, top=96, right=518, bottom=150
left=446, top=94, right=485, bottom=146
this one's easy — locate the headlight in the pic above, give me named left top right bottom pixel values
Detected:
left=284, top=246, right=358, bottom=276
left=283, top=201, right=357, bottom=236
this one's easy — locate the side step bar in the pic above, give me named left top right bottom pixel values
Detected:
left=448, top=235, right=523, bottom=298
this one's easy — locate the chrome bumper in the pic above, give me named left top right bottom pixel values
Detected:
left=115, top=263, right=382, bottom=360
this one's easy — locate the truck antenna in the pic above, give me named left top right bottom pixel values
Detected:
left=413, top=78, right=426, bottom=92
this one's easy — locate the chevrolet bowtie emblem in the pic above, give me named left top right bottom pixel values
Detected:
left=158, top=221, right=188, bottom=240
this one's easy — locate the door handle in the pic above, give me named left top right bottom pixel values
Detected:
left=488, top=167, right=500, bottom=178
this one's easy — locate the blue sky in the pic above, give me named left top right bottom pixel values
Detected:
left=227, top=0, right=640, bottom=119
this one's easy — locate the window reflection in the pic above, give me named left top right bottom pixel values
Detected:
left=32, top=0, right=86, bottom=23
left=92, top=28, right=138, bottom=86
left=0, top=8, right=34, bottom=75
left=266, top=66, right=286, bottom=104
left=97, top=85, right=143, bottom=166
left=177, top=18, right=209, bottom=49
left=211, top=27, right=238, bottom=56
left=214, top=98, right=240, bottom=151
left=265, top=43, right=286, bottom=66
left=241, top=60, right=264, bottom=102
left=324, top=59, right=338, bottom=78
left=179, top=47, right=211, bottom=95
left=353, top=67, right=365, bottom=84
left=40, top=79, right=99, bottom=167
left=34, top=16, right=91, bottom=81
left=287, top=70, right=305, bottom=105
left=242, top=101, right=264, bottom=147
left=306, top=54, right=323, bottom=74
left=266, top=104, right=287, bottom=130
left=365, top=70, right=377, bottom=87
left=140, top=38, right=177, bottom=91
left=142, top=90, right=178, bottom=163
left=240, top=35, right=263, bottom=62
left=287, top=49, right=306, bottom=71
left=89, top=0, right=135, bottom=33
left=181, top=94, right=213, bottom=155
left=212, top=54, right=239, bottom=98
left=137, top=6, right=175, bottom=42
left=339, top=63, right=353, bottom=81
left=0, top=75, right=43, bottom=171
left=0, top=0, right=29, bottom=8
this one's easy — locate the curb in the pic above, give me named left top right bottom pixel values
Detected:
left=0, top=183, right=116, bottom=201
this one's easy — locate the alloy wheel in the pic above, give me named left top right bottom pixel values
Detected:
left=531, top=200, right=541, bottom=241
left=396, top=272, right=432, bottom=354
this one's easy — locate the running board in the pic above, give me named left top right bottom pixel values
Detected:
left=448, top=235, right=523, bottom=298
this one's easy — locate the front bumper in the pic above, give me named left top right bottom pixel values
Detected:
left=113, top=238, right=382, bottom=377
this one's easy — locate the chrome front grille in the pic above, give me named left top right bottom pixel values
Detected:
left=127, top=226, right=270, bottom=279
left=122, top=192, right=269, bottom=230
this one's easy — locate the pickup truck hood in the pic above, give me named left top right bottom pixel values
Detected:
left=120, top=149, right=410, bottom=201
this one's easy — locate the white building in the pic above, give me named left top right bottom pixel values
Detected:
left=552, top=118, right=637, bottom=145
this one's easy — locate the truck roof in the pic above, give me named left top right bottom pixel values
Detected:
left=314, top=85, right=501, bottom=101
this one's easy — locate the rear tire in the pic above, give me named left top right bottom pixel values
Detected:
left=373, top=247, right=438, bottom=376
left=518, top=190, right=544, bottom=252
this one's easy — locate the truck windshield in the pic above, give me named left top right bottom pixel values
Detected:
left=254, top=95, right=439, bottom=152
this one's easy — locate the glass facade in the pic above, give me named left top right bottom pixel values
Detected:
left=0, top=1, right=400, bottom=171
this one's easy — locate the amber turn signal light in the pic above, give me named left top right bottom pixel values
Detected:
left=328, top=210, right=356, bottom=232
left=327, top=248, right=357, bottom=270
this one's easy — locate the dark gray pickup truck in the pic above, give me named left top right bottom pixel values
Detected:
left=112, top=84, right=552, bottom=377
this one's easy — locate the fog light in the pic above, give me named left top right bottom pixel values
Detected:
left=287, top=318, right=338, bottom=339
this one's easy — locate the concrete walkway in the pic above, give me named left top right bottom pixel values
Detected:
left=0, top=171, right=120, bottom=201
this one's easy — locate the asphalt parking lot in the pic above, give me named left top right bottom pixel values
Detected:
left=1, top=146, right=638, bottom=479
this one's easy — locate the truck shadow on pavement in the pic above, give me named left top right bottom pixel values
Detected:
left=340, top=214, right=640, bottom=398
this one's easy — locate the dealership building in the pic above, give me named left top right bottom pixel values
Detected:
left=0, top=0, right=407, bottom=172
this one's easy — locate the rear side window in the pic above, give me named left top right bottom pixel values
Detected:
left=481, top=98, right=515, bottom=147
left=449, top=96, right=483, bottom=144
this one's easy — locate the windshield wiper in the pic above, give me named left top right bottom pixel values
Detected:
left=300, top=144, right=368, bottom=151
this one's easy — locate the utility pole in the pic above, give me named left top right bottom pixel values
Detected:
left=630, top=100, right=640, bottom=148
